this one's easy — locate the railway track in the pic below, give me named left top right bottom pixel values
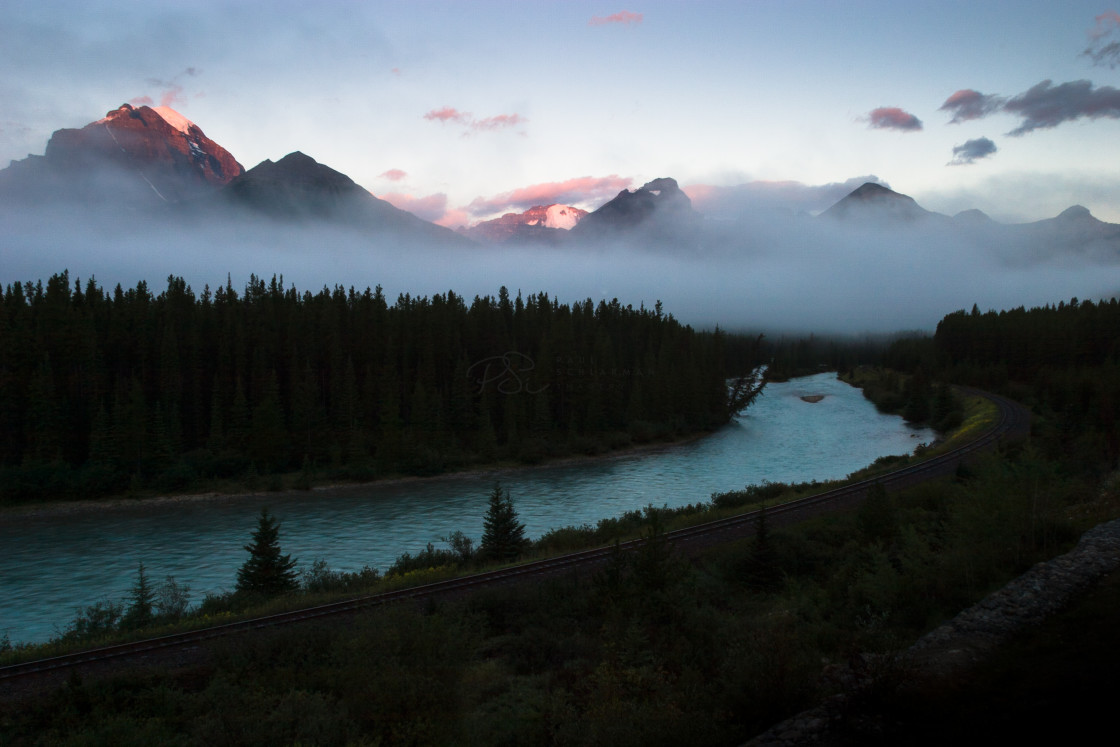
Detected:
left=0, top=388, right=1030, bottom=688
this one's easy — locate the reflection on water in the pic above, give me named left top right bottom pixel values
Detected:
left=0, top=373, right=932, bottom=644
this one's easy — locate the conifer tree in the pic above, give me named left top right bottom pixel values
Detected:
left=236, top=507, right=299, bottom=596
left=480, top=482, right=527, bottom=563
left=123, top=562, right=155, bottom=629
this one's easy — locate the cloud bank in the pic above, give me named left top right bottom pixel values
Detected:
left=684, top=176, right=890, bottom=219
left=940, top=79, right=1120, bottom=136
left=5, top=198, right=1116, bottom=337
left=1003, top=79, right=1120, bottom=136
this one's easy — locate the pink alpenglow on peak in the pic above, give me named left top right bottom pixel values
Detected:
left=462, top=204, right=588, bottom=243
left=151, top=106, right=197, bottom=135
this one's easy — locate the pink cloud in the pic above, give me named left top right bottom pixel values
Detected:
left=466, top=175, right=632, bottom=216
left=589, top=10, right=643, bottom=26
left=424, top=106, right=471, bottom=124
left=379, top=169, right=408, bottom=182
left=425, top=107, right=527, bottom=134
left=135, top=68, right=200, bottom=111
left=378, top=192, right=449, bottom=223
left=866, top=107, right=923, bottom=131
left=1089, top=10, right=1120, bottom=40
left=159, top=85, right=185, bottom=108
left=471, top=113, right=526, bottom=131
left=384, top=176, right=635, bottom=228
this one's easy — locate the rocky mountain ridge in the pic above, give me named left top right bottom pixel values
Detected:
left=2, top=106, right=1117, bottom=261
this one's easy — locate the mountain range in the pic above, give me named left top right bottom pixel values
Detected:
left=2, top=104, right=1119, bottom=262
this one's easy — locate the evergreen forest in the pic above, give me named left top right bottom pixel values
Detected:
left=932, top=298, right=1120, bottom=472
left=0, top=271, right=763, bottom=503
left=3, top=295, right=1120, bottom=744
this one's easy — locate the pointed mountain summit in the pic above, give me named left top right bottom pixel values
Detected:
left=218, top=151, right=472, bottom=246
left=1005, top=204, right=1120, bottom=260
left=952, top=208, right=994, bottom=225
left=571, top=177, right=699, bottom=240
left=223, top=151, right=367, bottom=217
left=1056, top=205, right=1093, bottom=221
left=820, top=182, right=939, bottom=223
left=0, top=103, right=243, bottom=206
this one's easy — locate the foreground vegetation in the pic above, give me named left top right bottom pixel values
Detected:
left=3, top=294, right=1118, bottom=743
left=4, top=442, right=1113, bottom=745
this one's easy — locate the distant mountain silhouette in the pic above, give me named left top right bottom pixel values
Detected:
left=1000, top=204, right=1120, bottom=262
left=570, top=177, right=701, bottom=248
left=819, top=182, right=941, bottom=223
left=216, top=151, right=468, bottom=244
left=952, top=208, right=994, bottom=226
left=816, top=183, right=1120, bottom=261
left=3, top=107, right=1118, bottom=261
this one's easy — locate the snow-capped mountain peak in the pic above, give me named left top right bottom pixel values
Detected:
left=540, top=204, right=583, bottom=229
left=152, top=106, right=197, bottom=135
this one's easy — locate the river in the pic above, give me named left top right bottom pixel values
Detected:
left=0, top=372, right=933, bottom=645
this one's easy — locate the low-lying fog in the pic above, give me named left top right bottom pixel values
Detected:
left=2, top=205, right=1118, bottom=334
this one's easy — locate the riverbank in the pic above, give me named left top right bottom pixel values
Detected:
left=4, top=371, right=939, bottom=648
left=0, top=428, right=719, bottom=522
left=4, top=415, right=1110, bottom=744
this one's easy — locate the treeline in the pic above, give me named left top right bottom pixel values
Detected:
left=857, top=297, right=1120, bottom=473
left=933, top=298, right=1120, bottom=473
left=0, top=272, right=760, bottom=502
left=759, top=331, right=907, bottom=380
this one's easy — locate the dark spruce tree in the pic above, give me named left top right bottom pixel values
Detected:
left=122, top=562, right=155, bottom=629
left=480, top=482, right=528, bottom=563
left=236, top=507, right=299, bottom=596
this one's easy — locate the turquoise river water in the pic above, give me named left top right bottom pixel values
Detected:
left=0, top=373, right=933, bottom=645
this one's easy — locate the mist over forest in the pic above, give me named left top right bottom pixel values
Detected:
left=4, top=197, right=1117, bottom=335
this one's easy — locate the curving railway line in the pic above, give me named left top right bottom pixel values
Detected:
left=0, top=387, right=1030, bottom=691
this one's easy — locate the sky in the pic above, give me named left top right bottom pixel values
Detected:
left=4, top=0, right=1120, bottom=227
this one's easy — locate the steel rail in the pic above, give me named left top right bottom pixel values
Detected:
left=0, top=387, right=1029, bottom=684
